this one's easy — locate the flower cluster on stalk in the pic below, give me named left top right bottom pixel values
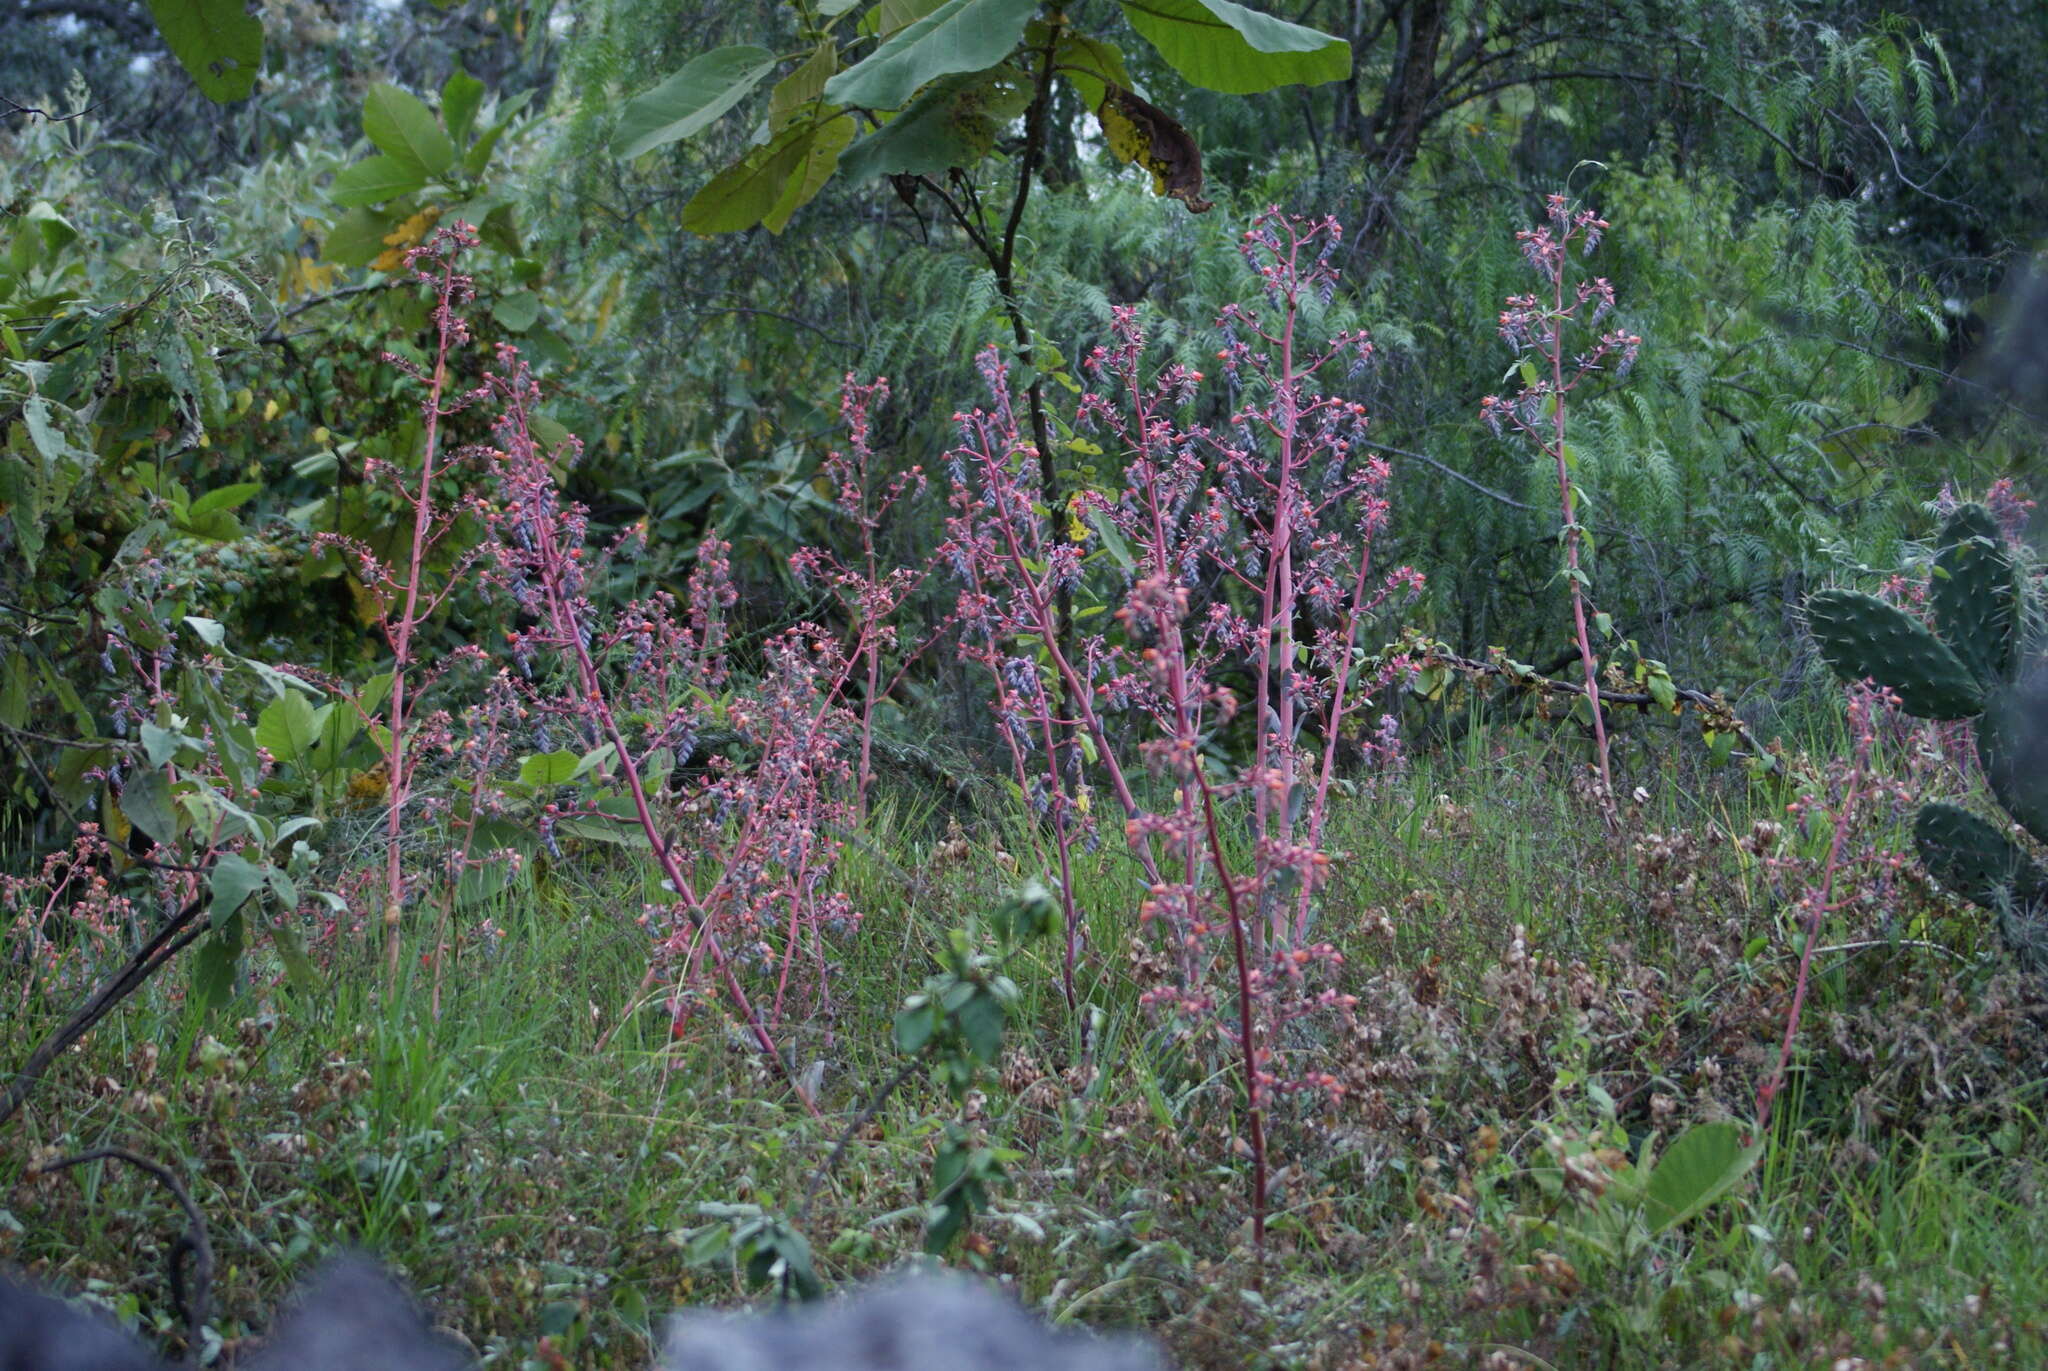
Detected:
left=942, top=209, right=1423, bottom=1119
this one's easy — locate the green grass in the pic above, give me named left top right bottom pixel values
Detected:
left=4, top=720, right=2045, bottom=1368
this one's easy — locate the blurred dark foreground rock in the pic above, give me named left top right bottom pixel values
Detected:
left=0, top=1260, right=1164, bottom=1371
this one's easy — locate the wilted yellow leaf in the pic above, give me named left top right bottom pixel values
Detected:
left=371, top=206, right=442, bottom=273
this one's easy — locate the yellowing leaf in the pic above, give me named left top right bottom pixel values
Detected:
left=1097, top=84, right=1211, bottom=211
left=276, top=254, right=340, bottom=302
left=763, top=112, right=856, bottom=233
left=347, top=576, right=384, bottom=625
left=682, top=127, right=813, bottom=234
left=770, top=41, right=837, bottom=131
left=371, top=206, right=443, bottom=272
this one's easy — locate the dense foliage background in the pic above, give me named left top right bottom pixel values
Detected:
left=3, top=1, right=2046, bottom=1367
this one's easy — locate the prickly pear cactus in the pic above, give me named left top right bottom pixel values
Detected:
left=1914, top=802, right=2048, bottom=976
left=1805, top=587, right=1985, bottom=719
left=1807, top=502, right=2047, bottom=973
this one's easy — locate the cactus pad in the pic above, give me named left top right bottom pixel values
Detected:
left=1913, top=802, right=2046, bottom=910
left=1806, top=588, right=1985, bottom=719
left=1977, top=657, right=2048, bottom=848
left=1915, top=801, right=2048, bottom=976
left=1931, top=503, right=2018, bottom=688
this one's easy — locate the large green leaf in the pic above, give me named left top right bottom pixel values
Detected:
left=193, top=910, right=244, bottom=1012
left=824, top=0, right=1038, bottom=110
left=763, top=113, right=857, bottom=232
left=187, top=482, right=261, bottom=518
left=119, top=769, right=182, bottom=847
left=877, top=0, right=948, bottom=34
left=682, top=125, right=818, bottom=234
left=838, top=70, right=1031, bottom=182
left=612, top=46, right=779, bottom=159
left=493, top=291, right=541, bottom=332
left=1641, top=1122, right=1762, bottom=1235
left=363, top=82, right=456, bottom=176
left=1121, top=0, right=1351, bottom=93
left=208, top=853, right=265, bottom=919
left=323, top=208, right=395, bottom=267
left=256, top=691, right=326, bottom=765
left=518, top=750, right=586, bottom=787
left=24, top=199, right=78, bottom=254
left=442, top=63, right=487, bottom=147
left=957, top=987, right=1005, bottom=1062
left=330, top=155, right=429, bottom=208
left=455, top=859, right=521, bottom=908
left=145, top=0, right=263, bottom=102
left=769, top=41, right=838, bottom=131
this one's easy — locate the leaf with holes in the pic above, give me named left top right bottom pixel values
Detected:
left=769, top=41, right=837, bottom=131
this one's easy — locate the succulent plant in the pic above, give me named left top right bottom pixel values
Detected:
left=1806, top=503, right=2048, bottom=974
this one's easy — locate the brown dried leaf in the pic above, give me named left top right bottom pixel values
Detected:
left=1097, top=83, right=1212, bottom=213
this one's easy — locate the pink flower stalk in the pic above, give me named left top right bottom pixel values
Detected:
left=942, top=208, right=1421, bottom=1263
left=477, top=359, right=819, bottom=1107
left=1481, top=193, right=1640, bottom=834
left=465, top=342, right=949, bottom=1109
left=1754, top=682, right=1901, bottom=1138
left=313, top=224, right=497, bottom=983
left=788, top=375, right=946, bottom=817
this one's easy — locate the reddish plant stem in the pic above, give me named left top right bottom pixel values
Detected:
left=1754, top=705, right=1871, bottom=1140
left=1293, top=538, right=1381, bottom=942
left=1195, top=770, right=1267, bottom=1274
left=1141, top=522, right=1267, bottom=1269
left=496, top=401, right=817, bottom=1118
left=1249, top=251, right=1302, bottom=954
left=856, top=569, right=882, bottom=819
left=431, top=694, right=505, bottom=1020
left=966, top=447, right=1169, bottom=868
left=1544, top=259, right=1617, bottom=834
left=379, top=254, right=460, bottom=985
left=556, top=590, right=817, bottom=1116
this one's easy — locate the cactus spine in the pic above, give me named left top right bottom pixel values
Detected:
left=1807, top=503, right=2047, bottom=974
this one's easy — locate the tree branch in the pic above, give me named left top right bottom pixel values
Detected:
left=0, top=894, right=210, bottom=1130
left=33, top=1146, right=213, bottom=1353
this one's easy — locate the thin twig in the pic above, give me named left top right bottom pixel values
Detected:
left=794, top=1052, right=927, bottom=1231
left=32, top=1146, right=213, bottom=1358
left=1360, top=440, right=1537, bottom=511
left=1423, top=647, right=1773, bottom=763
left=1814, top=937, right=1967, bottom=965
